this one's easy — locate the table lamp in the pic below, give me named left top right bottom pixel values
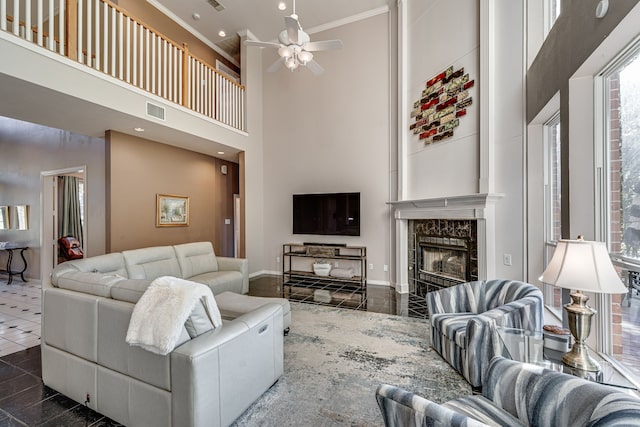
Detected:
left=539, top=237, right=627, bottom=372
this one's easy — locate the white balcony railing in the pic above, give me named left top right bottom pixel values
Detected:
left=1, top=0, right=245, bottom=131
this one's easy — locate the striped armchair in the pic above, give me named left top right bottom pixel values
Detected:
left=376, top=356, right=640, bottom=427
left=426, top=279, right=543, bottom=387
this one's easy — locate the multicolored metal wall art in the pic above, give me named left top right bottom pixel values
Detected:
left=410, top=66, right=474, bottom=144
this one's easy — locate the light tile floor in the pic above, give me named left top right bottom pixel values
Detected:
left=0, top=278, right=41, bottom=357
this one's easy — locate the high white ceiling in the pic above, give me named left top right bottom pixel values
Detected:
left=151, top=0, right=391, bottom=61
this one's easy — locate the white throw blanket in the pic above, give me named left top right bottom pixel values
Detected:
left=126, top=276, right=222, bottom=355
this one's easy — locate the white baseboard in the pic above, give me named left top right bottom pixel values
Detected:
left=367, top=280, right=391, bottom=287
left=249, top=270, right=280, bottom=278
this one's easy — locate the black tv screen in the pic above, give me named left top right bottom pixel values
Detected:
left=293, top=192, right=360, bottom=236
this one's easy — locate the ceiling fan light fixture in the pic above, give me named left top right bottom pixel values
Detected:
left=285, top=57, right=298, bottom=70
left=278, top=46, right=293, bottom=59
left=298, top=50, right=313, bottom=65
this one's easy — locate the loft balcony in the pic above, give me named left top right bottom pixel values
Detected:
left=0, top=0, right=247, bottom=154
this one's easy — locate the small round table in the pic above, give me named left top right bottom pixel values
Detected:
left=0, top=243, right=29, bottom=284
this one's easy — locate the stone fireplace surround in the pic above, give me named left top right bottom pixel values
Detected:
left=389, top=193, right=503, bottom=294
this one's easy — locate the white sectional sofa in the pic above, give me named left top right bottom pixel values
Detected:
left=42, top=242, right=285, bottom=426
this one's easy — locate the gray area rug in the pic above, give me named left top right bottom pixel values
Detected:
left=233, top=302, right=471, bottom=426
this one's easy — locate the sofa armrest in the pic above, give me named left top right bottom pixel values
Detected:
left=375, top=384, right=489, bottom=427
left=465, top=296, right=543, bottom=388
left=170, top=304, right=283, bottom=427
left=216, top=257, right=249, bottom=294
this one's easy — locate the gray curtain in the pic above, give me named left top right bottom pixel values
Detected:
left=60, top=176, right=83, bottom=246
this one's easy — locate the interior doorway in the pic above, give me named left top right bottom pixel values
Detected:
left=40, top=166, right=87, bottom=285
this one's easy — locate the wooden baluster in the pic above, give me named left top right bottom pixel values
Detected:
left=117, top=10, right=123, bottom=79
left=58, top=0, right=65, bottom=55
left=25, top=0, right=31, bottom=41
left=181, top=43, right=189, bottom=108
left=1, top=0, right=6, bottom=32
left=48, top=0, right=54, bottom=50
left=102, top=0, right=107, bottom=72
left=110, top=4, right=116, bottom=76
left=37, top=0, right=43, bottom=47
left=12, top=0, right=19, bottom=35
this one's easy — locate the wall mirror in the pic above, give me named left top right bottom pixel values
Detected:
left=0, top=206, right=9, bottom=230
left=15, top=205, right=29, bottom=230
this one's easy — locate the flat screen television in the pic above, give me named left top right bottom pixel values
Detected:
left=293, top=192, right=360, bottom=236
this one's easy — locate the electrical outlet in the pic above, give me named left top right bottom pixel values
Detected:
left=369, top=263, right=374, bottom=270
left=384, top=264, right=389, bottom=272
left=503, top=254, right=513, bottom=266
left=334, top=261, right=339, bottom=267
left=276, top=256, right=280, bottom=263
left=224, top=218, right=231, bottom=225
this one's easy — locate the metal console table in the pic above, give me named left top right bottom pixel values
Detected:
left=0, top=243, right=29, bottom=284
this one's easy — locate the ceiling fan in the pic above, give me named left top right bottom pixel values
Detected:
left=244, top=0, right=343, bottom=75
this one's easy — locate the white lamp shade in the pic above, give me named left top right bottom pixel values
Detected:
left=540, top=239, right=627, bottom=294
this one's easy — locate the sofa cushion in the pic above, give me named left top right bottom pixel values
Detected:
left=215, top=291, right=292, bottom=329
left=189, top=271, right=244, bottom=295
left=111, top=279, right=154, bottom=303
left=184, top=299, right=215, bottom=338
left=52, top=253, right=127, bottom=286
left=123, top=246, right=182, bottom=280
left=56, top=271, right=126, bottom=298
left=173, top=241, right=219, bottom=278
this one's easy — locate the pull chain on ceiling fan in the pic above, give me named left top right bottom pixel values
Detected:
left=245, top=0, right=343, bottom=75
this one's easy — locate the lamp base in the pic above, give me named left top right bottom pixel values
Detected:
left=562, top=342, right=601, bottom=372
left=563, top=290, right=601, bottom=372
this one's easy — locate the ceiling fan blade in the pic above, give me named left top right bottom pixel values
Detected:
left=306, top=60, right=324, bottom=76
left=303, top=40, right=343, bottom=52
left=285, top=16, right=300, bottom=45
left=245, top=40, right=281, bottom=48
left=267, top=58, right=284, bottom=73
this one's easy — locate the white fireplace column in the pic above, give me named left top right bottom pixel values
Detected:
left=388, top=193, right=503, bottom=293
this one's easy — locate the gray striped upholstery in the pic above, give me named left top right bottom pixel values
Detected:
left=376, top=356, right=640, bottom=427
left=427, top=279, right=543, bottom=387
left=375, top=384, right=490, bottom=427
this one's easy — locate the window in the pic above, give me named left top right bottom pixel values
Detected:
left=543, top=113, right=562, bottom=315
left=600, top=39, right=640, bottom=379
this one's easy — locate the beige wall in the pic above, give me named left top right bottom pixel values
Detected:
left=106, top=131, right=238, bottom=255
left=0, top=116, right=106, bottom=279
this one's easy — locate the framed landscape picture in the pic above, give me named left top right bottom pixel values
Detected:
left=156, top=194, right=189, bottom=227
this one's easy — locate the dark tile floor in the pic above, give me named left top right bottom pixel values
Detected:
left=0, top=276, right=403, bottom=426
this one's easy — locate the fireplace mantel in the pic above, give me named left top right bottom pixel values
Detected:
left=387, top=193, right=504, bottom=220
left=389, top=193, right=504, bottom=294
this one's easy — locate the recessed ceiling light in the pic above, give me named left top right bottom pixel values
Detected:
left=218, top=30, right=226, bottom=37
left=192, top=12, right=200, bottom=21
left=134, top=127, right=144, bottom=132
left=278, top=2, right=286, bottom=11
left=218, top=151, right=225, bottom=155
